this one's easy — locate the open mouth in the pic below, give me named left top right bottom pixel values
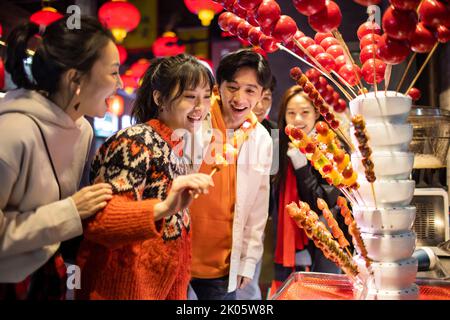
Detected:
left=187, top=113, right=202, bottom=123
left=231, top=104, right=248, bottom=114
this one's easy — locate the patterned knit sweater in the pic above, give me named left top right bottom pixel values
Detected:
left=75, top=120, right=191, bottom=300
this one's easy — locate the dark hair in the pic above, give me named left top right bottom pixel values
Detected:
left=273, top=85, right=318, bottom=188
left=5, top=16, right=114, bottom=94
left=269, top=76, right=277, bottom=93
left=131, top=54, right=215, bottom=124
left=216, top=48, right=272, bottom=89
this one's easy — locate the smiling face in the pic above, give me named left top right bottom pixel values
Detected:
left=253, top=89, right=273, bottom=122
left=159, top=82, right=212, bottom=133
left=219, top=67, right=264, bottom=130
left=78, top=40, right=123, bottom=118
left=285, top=93, right=319, bottom=135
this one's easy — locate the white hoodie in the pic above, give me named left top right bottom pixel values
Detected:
left=0, top=89, right=93, bottom=282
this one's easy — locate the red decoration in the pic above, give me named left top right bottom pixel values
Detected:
left=418, top=0, right=449, bottom=28
left=292, top=0, right=326, bottom=16
left=116, top=44, right=128, bottom=64
left=152, top=32, right=186, bottom=57
left=107, top=94, right=125, bottom=116
left=120, top=71, right=138, bottom=95
left=382, top=6, right=418, bottom=40
left=377, top=34, right=410, bottom=65
left=308, top=1, right=342, bottom=33
left=98, top=0, right=141, bottom=43
left=29, top=7, right=63, bottom=27
left=130, top=59, right=151, bottom=80
left=410, top=22, right=437, bottom=53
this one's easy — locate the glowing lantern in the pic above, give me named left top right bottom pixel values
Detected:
left=130, top=59, right=151, bottom=80
left=30, top=7, right=63, bottom=27
left=98, top=0, right=141, bottom=43
left=152, top=32, right=186, bottom=57
left=120, top=70, right=138, bottom=95
left=116, top=44, right=128, bottom=64
left=107, top=94, right=125, bottom=116
left=184, top=0, right=223, bottom=26
left=0, top=58, right=5, bottom=90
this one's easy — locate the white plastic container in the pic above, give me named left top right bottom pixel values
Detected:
left=350, top=123, right=413, bottom=152
left=352, top=206, right=416, bottom=234
left=356, top=179, right=415, bottom=207
left=360, top=231, right=416, bottom=262
left=352, top=151, right=414, bottom=180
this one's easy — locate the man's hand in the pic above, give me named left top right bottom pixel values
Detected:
left=236, top=275, right=252, bottom=289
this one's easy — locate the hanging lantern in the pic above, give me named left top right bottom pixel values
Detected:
left=184, top=0, right=223, bottom=26
left=29, top=7, right=64, bottom=27
left=98, top=0, right=141, bottom=43
left=0, top=58, right=5, bottom=90
left=107, top=94, right=125, bottom=116
left=130, top=59, right=151, bottom=80
left=152, top=32, right=186, bottom=57
left=120, top=70, right=138, bottom=95
left=116, top=44, right=128, bottom=64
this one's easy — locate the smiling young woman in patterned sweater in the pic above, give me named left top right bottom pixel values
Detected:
left=75, top=54, right=215, bottom=300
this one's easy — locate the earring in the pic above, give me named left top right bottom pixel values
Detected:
left=75, top=86, right=81, bottom=96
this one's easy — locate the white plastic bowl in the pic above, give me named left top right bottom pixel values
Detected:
left=351, top=152, right=414, bottom=180
left=356, top=179, right=415, bottom=208
left=354, top=255, right=418, bottom=290
left=350, top=123, right=413, bottom=152
left=352, top=206, right=416, bottom=234
left=349, top=91, right=412, bottom=123
left=360, top=231, right=416, bottom=262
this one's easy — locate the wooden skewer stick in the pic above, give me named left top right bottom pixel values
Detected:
left=190, top=166, right=220, bottom=199
left=345, top=247, right=353, bottom=259
left=370, top=182, right=378, bottom=209
left=384, top=64, right=392, bottom=97
left=332, top=30, right=366, bottom=94
left=331, top=70, right=358, bottom=98
left=405, top=42, right=440, bottom=94
left=395, top=52, right=417, bottom=94
left=291, top=39, right=355, bottom=100
left=337, top=127, right=355, bottom=152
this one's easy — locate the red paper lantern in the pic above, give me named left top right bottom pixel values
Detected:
left=107, top=94, right=125, bottom=116
left=184, top=0, right=223, bottom=26
left=152, top=32, right=186, bottom=57
left=29, top=7, right=63, bottom=27
left=116, top=44, right=128, bottom=64
left=98, top=0, right=141, bottom=43
left=0, top=58, right=5, bottom=90
left=120, top=70, right=139, bottom=95
left=130, top=59, right=151, bottom=80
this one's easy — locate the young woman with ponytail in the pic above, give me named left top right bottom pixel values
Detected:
left=0, top=16, right=122, bottom=299
left=75, top=54, right=215, bottom=300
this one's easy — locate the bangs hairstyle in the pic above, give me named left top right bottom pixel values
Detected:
left=132, top=54, right=215, bottom=124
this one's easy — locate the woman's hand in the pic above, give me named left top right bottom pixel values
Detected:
left=71, top=183, right=113, bottom=219
left=154, top=173, right=214, bottom=220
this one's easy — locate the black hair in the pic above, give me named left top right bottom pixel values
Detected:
left=269, top=75, right=277, bottom=93
left=131, top=54, right=215, bottom=124
left=216, top=48, right=272, bottom=90
left=5, top=15, right=114, bottom=94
